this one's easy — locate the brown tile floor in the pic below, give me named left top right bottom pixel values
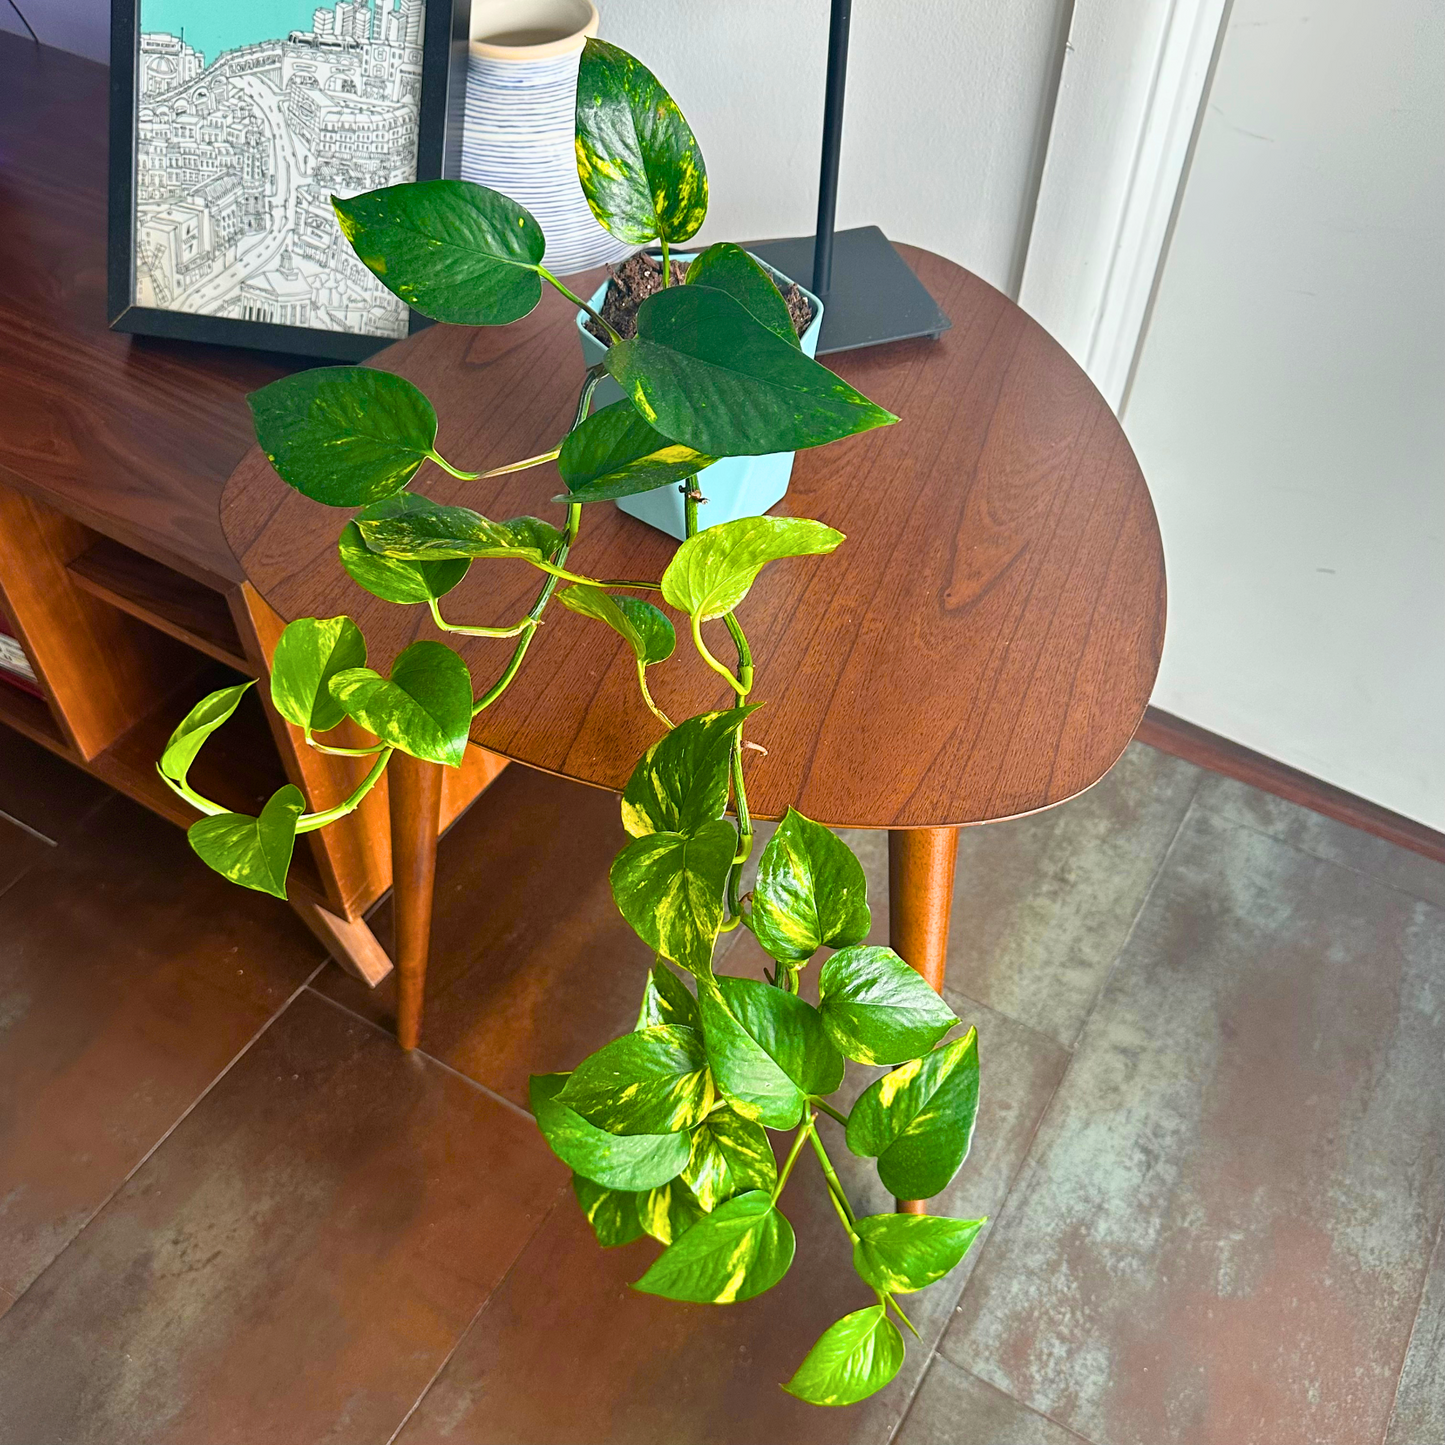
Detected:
left=0, top=726, right=1441, bottom=1443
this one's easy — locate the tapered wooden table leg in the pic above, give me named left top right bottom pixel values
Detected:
left=889, top=826, right=960, bottom=1214
left=389, top=750, right=443, bottom=1051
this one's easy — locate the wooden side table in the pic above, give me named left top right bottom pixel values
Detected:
left=222, top=248, right=1165, bottom=1100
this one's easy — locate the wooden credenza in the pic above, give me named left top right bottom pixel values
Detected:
left=0, top=33, right=506, bottom=983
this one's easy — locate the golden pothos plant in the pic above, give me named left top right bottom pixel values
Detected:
left=158, top=38, right=983, bottom=1407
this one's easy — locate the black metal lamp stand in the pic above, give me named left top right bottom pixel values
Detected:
left=749, top=0, right=951, bottom=355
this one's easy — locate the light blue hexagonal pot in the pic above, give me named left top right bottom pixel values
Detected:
left=575, top=254, right=824, bottom=540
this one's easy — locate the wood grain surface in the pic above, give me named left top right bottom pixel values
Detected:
left=223, top=250, right=1165, bottom=829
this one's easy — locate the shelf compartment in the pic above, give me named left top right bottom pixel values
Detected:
left=0, top=675, right=72, bottom=756
left=67, top=537, right=252, bottom=674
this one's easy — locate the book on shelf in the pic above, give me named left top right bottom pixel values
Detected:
left=0, top=609, right=44, bottom=699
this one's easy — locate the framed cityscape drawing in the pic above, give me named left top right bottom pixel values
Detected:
left=107, top=0, right=467, bottom=360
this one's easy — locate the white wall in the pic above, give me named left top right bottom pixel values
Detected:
left=1123, top=0, right=1445, bottom=827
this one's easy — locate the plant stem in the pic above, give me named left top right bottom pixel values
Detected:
left=807, top=1126, right=858, bottom=1228
left=307, top=736, right=388, bottom=757
left=812, top=1096, right=850, bottom=1129
left=886, top=1294, right=921, bottom=1339
left=660, top=237, right=671, bottom=285
left=722, top=612, right=755, bottom=693
left=636, top=659, right=674, bottom=728
left=479, top=446, right=561, bottom=479
left=155, top=766, right=228, bottom=817
left=684, top=488, right=699, bottom=538
left=539, top=267, right=622, bottom=344
left=296, top=747, right=393, bottom=832
left=428, top=595, right=536, bottom=638
left=691, top=612, right=749, bottom=696
left=772, top=1112, right=815, bottom=1202
left=426, top=450, right=481, bottom=481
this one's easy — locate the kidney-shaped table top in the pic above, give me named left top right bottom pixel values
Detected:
left=221, top=247, right=1165, bottom=830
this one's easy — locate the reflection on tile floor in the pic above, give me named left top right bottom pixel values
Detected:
left=0, top=727, right=1441, bottom=1444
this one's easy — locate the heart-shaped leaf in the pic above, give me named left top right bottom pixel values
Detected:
left=637, top=1178, right=705, bottom=1245
left=332, top=179, right=545, bottom=324
left=637, top=960, right=701, bottom=1031
left=750, top=808, right=870, bottom=966
left=686, top=242, right=799, bottom=348
left=339, top=504, right=470, bottom=605
left=846, top=1029, right=980, bottom=1200
left=530, top=1074, right=690, bottom=1191
left=698, top=975, right=844, bottom=1129
left=248, top=367, right=437, bottom=507
left=851, top=1213, right=986, bottom=1294
left=621, top=705, right=760, bottom=838
left=269, top=616, right=367, bottom=734
left=555, top=400, right=715, bottom=505
left=575, top=38, right=707, bottom=246
left=609, top=820, right=736, bottom=976
left=819, top=946, right=959, bottom=1065
left=159, top=681, right=253, bottom=786
left=560, top=586, right=675, bottom=666
left=572, top=1174, right=646, bottom=1248
left=605, top=286, right=895, bottom=458
left=783, top=1306, right=905, bottom=1407
left=187, top=784, right=306, bottom=900
left=356, top=493, right=563, bottom=564
left=558, top=1025, right=713, bottom=1135
left=329, top=639, right=472, bottom=767
left=682, top=1106, right=777, bottom=1212
left=661, top=516, right=843, bottom=621
left=633, top=1190, right=794, bottom=1304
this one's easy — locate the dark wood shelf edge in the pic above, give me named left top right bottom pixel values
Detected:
left=1136, top=706, right=1445, bottom=867
left=0, top=680, right=74, bottom=757
left=67, top=538, right=253, bottom=675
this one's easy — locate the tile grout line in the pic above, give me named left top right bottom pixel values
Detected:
left=896, top=776, right=1206, bottom=1441
left=2, top=954, right=330, bottom=1316
left=1379, top=1204, right=1444, bottom=1445
left=1191, top=796, right=1445, bottom=913
left=384, top=1190, right=570, bottom=1445
left=302, top=982, right=535, bottom=1123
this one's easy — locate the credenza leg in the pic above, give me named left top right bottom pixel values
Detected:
left=389, top=751, right=442, bottom=1051
left=888, top=826, right=960, bottom=1214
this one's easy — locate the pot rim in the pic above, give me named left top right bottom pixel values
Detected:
left=469, top=0, right=599, bottom=61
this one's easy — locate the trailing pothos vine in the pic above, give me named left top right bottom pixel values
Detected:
left=158, top=39, right=983, bottom=1407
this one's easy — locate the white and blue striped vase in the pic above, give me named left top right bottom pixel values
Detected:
left=461, top=1, right=635, bottom=277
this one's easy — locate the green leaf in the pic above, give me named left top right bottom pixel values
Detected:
left=269, top=616, right=366, bottom=734
left=782, top=1306, right=905, bottom=1407
left=637, top=960, right=701, bottom=1031
left=637, top=1178, right=705, bottom=1245
left=633, top=1190, right=794, bottom=1303
left=620, top=704, right=760, bottom=838
left=329, top=639, right=472, bottom=767
left=557, top=1025, right=713, bottom=1135
left=698, top=975, right=844, bottom=1129
left=818, top=946, right=959, bottom=1066
left=609, top=820, right=736, bottom=976
left=338, top=505, right=470, bottom=605
left=530, top=1074, right=690, bottom=1191
left=851, top=1213, right=986, bottom=1294
left=574, top=38, right=707, bottom=246
left=187, top=784, right=306, bottom=900
left=159, top=681, right=253, bottom=786
left=661, top=516, right=843, bottom=621
left=332, top=179, right=545, bottom=325
left=605, top=285, right=896, bottom=458
left=750, top=808, right=871, bottom=966
left=846, top=1029, right=980, bottom=1200
left=356, top=493, right=563, bottom=564
left=682, top=1106, right=777, bottom=1211
left=685, top=242, right=799, bottom=348
left=572, top=1174, right=646, bottom=1248
left=554, top=401, right=715, bottom=505
left=560, top=585, right=675, bottom=666
left=248, top=367, right=437, bottom=507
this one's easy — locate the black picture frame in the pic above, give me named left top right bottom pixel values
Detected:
left=107, top=0, right=468, bottom=361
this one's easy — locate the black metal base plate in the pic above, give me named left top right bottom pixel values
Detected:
left=745, top=225, right=951, bottom=356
